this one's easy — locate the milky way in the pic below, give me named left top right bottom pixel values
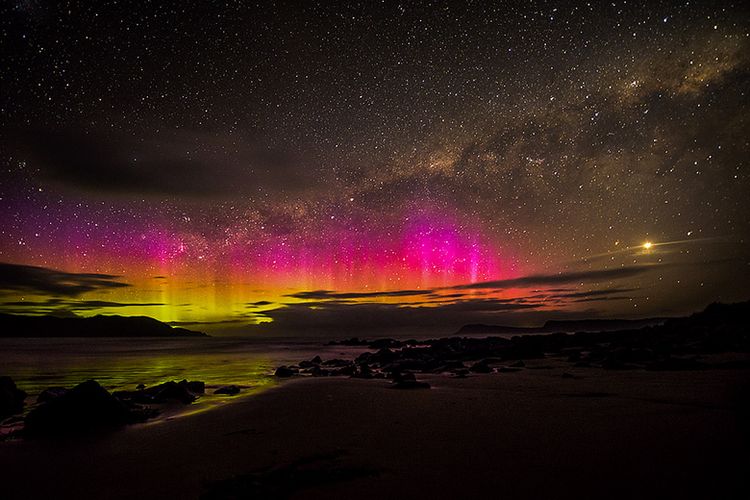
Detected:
left=1, top=1, right=748, bottom=333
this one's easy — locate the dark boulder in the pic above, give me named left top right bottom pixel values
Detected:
left=152, top=381, right=197, bottom=404
left=181, top=380, right=205, bottom=394
left=24, top=380, right=153, bottom=436
left=299, top=355, right=323, bottom=368
left=37, top=387, right=69, bottom=404
left=298, top=360, right=315, bottom=369
left=330, top=365, right=355, bottom=376
left=214, top=385, right=241, bottom=395
left=0, top=376, right=27, bottom=418
left=310, top=366, right=330, bottom=377
left=351, top=363, right=374, bottom=379
left=390, top=372, right=430, bottom=389
left=469, top=360, right=493, bottom=373
left=274, top=366, right=297, bottom=378
left=114, top=380, right=203, bottom=405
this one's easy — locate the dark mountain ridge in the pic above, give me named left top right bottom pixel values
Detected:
left=0, top=313, right=208, bottom=338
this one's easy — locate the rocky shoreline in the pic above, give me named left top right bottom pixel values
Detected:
left=3, top=301, right=748, bottom=439
left=0, top=377, right=249, bottom=439
left=273, top=301, right=750, bottom=386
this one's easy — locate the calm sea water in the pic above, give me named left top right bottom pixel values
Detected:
left=0, top=337, right=369, bottom=405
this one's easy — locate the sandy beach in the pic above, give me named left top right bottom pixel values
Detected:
left=1, top=358, right=747, bottom=499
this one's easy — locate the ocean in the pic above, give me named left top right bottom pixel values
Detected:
left=0, top=337, right=370, bottom=419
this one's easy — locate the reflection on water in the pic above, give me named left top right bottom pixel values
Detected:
left=0, top=337, right=368, bottom=419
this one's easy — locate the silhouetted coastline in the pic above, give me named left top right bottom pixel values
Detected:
left=0, top=313, right=208, bottom=338
left=0, top=301, right=748, bottom=498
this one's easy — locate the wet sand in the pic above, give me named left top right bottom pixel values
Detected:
left=0, top=360, right=747, bottom=499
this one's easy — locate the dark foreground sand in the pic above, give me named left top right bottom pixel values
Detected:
left=0, top=360, right=748, bottom=499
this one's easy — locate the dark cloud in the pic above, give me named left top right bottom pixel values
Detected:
left=549, top=288, right=637, bottom=299
left=246, top=300, right=274, bottom=307
left=452, top=266, right=659, bottom=290
left=572, top=296, right=634, bottom=303
left=0, top=299, right=164, bottom=316
left=255, top=298, right=541, bottom=333
left=251, top=277, right=649, bottom=334
left=0, top=262, right=130, bottom=297
left=10, top=128, right=326, bottom=198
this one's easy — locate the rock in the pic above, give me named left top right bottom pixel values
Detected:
left=330, top=365, right=355, bottom=376
left=299, top=356, right=324, bottom=368
left=469, top=360, right=492, bottom=373
left=152, top=381, right=197, bottom=404
left=114, top=380, right=203, bottom=405
left=0, top=376, right=27, bottom=418
left=310, top=366, right=330, bottom=377
left=393, top=372, right=416, bottom=383
left=274, top=366, right=297, bottom=378
left=214, top=385, right=241, bottom=395
left=390, top=373, right=431, bottom=390
left=351, top=363, right=374, bottom=379
left=355, top=352, right=373, bottom=364
left=24, top=380, right=154, bottom=436
left=37, top=387, right=69, bottom=404
left=181, top=380, right=205, bottom=394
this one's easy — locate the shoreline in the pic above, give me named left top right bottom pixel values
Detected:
left=1, top=358, right=747, bottom=499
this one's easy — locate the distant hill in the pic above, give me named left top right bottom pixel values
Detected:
left=456, top=317, right=668, bottom=336
left=0, top=313, right=208, bottom=338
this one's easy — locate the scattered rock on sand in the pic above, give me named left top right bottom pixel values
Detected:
left=37, top=387, right=69, bottom=404
left=24, top=380, right=155, bottom=437
left=275, top=366, right=297, bottom=378
left=114, top=380, right=204, bottom=404
left=0, top=376, right=27, bottom=418
left=351, top=363, right=374, bottom=379
left=469, top=360, right=493, bottom=373
left=214, top=385, right=241, bottom=395
left=390, top=372, right=430, bottom=389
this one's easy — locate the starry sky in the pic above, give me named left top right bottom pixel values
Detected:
left=0, top=1, right=748, bottom=335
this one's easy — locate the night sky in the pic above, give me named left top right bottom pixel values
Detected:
left=1, top=1, right=748, bottom=334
